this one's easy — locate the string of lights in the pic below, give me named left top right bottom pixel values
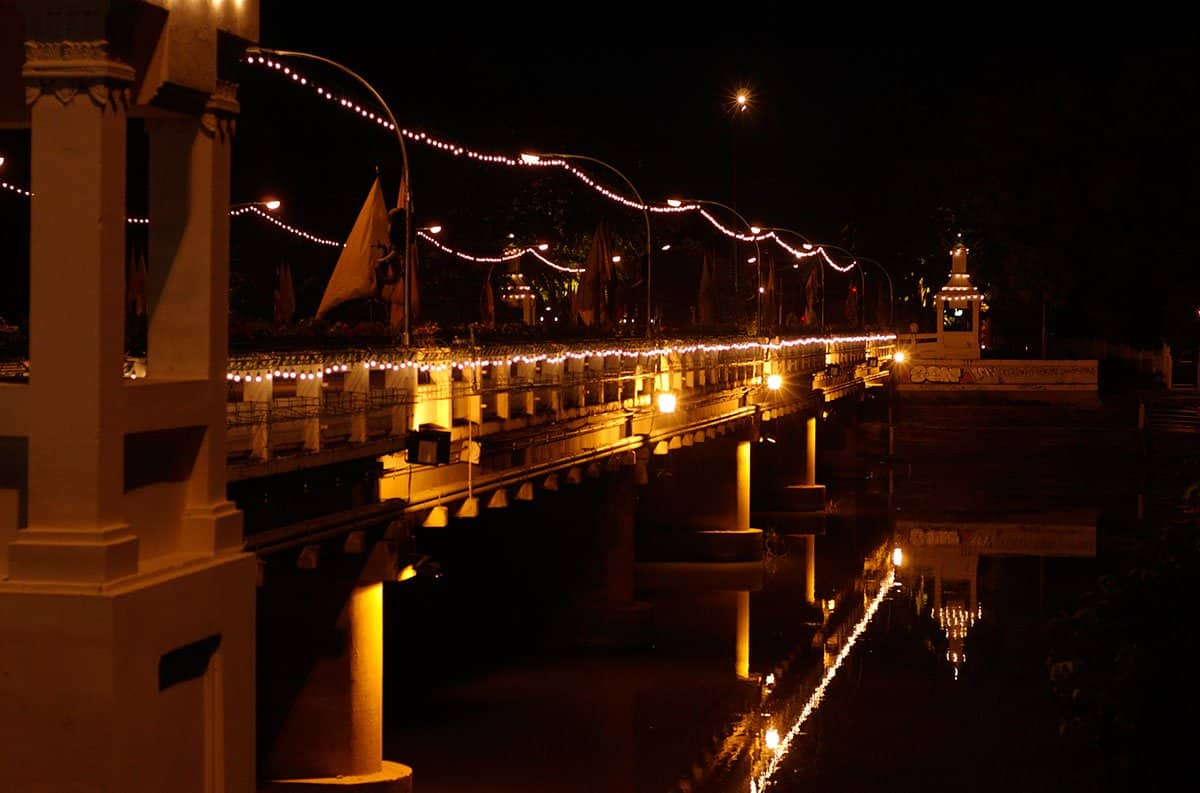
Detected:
left=0, top=180, right=32, bottom=198
left=751, top=568, right=899, bottom=793
left=231, top=205, right=343, bottom=247
left=242, top=55, right=866, bottom=276
left=416, top=230, right=584, bottom=274
left=217, top=333, right=895, bottom=382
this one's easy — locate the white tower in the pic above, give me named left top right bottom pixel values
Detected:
left=935, top=241, right=982, bottom=359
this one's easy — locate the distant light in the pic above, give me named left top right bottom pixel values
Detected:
left=826, top=598, right=836, bottom=611
left=612, top=255, right=622, bottom=263
left=764, top=673, right=776, bottom=687
left=520, top=153, right=540, bottom=164
left=892, top=547, right=904, bottom=567
left=894, top=350, right=907, bottom=364
left=263, top=199, right=281, bottom=211
left=656, top=392, right=677, bottom=414
left=767, top=374, right=782, bottom=391
left=748, top=257, right=757, bottom=264
left=508, top=232, right=515, bottom=239
left=0, top=155, right=5, bottom=167
left=750, top=226, right=761, bottom=235
left=758, top=286, right=765, bottom=293
left=397, top=564, right=417, bottom=582
left=667, top=199, right=683, bottom=207
left=793, top=263, right=799, bottom=269
left=661, top=244, right=672, bottom=251
left=803, top=243, right=814, bottom=251
left=765, top=728, right=780, bottom=750
left=427, top=225, right=442, bottom=234
left=537, top=243, right=549, bottom=251
left=821, top=410, right=829, bottom=419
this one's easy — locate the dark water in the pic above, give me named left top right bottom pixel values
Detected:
left=379, top=395, right=1167, bottom=792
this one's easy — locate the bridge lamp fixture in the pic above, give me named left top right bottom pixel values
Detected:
left=750, top=226, right=762, bottom=235
left=263, top=198, right=281, bottom=211
left=421, top=224, right=442, bottom=235
left=767, top=374, right=783, bottom=391
left=894, top=350, right=907, bottom=364
left=892, top=547, right=904, bottom=567
left=656, top=392, right=677, bottom=414
left=666, top=199, right=683, bottom=207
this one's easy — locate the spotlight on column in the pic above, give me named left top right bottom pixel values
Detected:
left=656, top=392, right=677, bottom=414
left=892, top=547, right=904, bottom=567
left=894, top=350, right=907, bottom=364
left=767, top=374, right=783, bottom=391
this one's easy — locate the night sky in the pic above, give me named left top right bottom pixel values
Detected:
left=2, top=14, right=1198, bottom=350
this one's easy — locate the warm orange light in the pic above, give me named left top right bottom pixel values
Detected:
left=667, top=199, right=683, bottom=207
left=656, top=392, right=677, bottom=414
left=750, top=226, right=761, bottom=235
left=537, top=243, right=549, bottom=251
left=397, top=565, right=417, bottom=582
left=894, top=350, right=907, bottom=364
left=612, top=255, right=622, bottom=263
left=264, top=199, right=281, bottom=211
left=427, top=225, right=442, bottom=234
left=765, top=727, right=780, bottom=750
left=892, top=547, right=904, bottom=567
left=661, top=244, right=671, bottom=251
left=767, top=374, right=782, bottom=391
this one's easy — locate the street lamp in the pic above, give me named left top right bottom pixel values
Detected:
left=673, top=197, right=763, bottom=332
left=522, top=152, right=653, bottom=337
left=230, top=198, right=281, bottom=212
left=247, top=47, right=416, bottom=345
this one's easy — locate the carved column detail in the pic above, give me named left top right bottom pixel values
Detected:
left=23, top=40, right=134, bottom=109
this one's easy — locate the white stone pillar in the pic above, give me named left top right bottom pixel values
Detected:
left=345, top=365, right=370, bottom=443
left=492, top=363, right=511, bottom=420
left=297, top=369, right=323, bottom=451
left=385, top=367, right=417, bottom=436
left=516, top=361, right=535, bottom=416
left=243, top=375, right=273, bottom=461
left=15, top=42, right=136, bottom=582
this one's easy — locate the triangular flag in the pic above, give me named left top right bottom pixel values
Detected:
left=316, top=177, right=389, bottom=318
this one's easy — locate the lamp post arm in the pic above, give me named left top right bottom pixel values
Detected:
left=544, top=153, right=653, bottom=338
left=248, top=47, right=415, bottom=345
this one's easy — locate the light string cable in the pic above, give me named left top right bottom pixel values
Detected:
left=241, top=55, right=864, bottom=276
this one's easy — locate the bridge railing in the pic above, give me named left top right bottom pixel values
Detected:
left=223, top=335, right=895, bottom=468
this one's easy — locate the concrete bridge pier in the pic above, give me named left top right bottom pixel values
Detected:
left=258, top=546, right=412, bottom=792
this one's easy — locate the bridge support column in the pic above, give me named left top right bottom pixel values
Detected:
left=805, top=416, right=817, bottom=486
left=737, top=440, right=751, bottom=532
left=260, top=567, right=411, bottom=792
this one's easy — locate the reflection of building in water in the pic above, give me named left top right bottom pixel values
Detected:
left=895, top=519, right=1095, bottom=678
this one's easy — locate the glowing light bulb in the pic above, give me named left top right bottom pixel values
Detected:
left=750, top=226, right=762, bottom=235
left=894, top=350, right=906, bottom=363
left=767, top=374, right=782, bottom=391
left=264, top=199, right=281, bottom=211
left=667, top=199, right=683, bottom=207
left=427, top=225, right=442, bottom=234
left=892, top=547, right=903, bottom=567
left=765, top=728, right=780, bottom=750
left=520, top=153, right=541, bottom=164
left=537, top=243, right=549, bottom=251
left=612, top=255, right=622, bottom=263
left=656, top=392, right=677, bottom=414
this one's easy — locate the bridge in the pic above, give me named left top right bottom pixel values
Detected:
left=0, top=3, right=897, bottom=791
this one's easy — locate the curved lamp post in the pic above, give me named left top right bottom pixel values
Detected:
left=246, top=47, right=416, bottom=345
left=672, top=198, right=763, bottom=332
left=522, top=152, right=652, bottom=338
left=819, top=244, right=893, bottom=330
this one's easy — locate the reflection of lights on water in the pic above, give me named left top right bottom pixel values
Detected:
left=825, top=598, right=836, bottom=611
left=764, top=673, right=775, bottom=688
left=764, top=728, right=780, bottom=751
left=892, top=547, right=903, bottom=567
left=750, top=570, right=897, bottom=792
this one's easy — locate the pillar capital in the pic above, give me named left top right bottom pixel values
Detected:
left=202, top=79, right=240, bottom=140
left=23, top=39, right=133, bottom=109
